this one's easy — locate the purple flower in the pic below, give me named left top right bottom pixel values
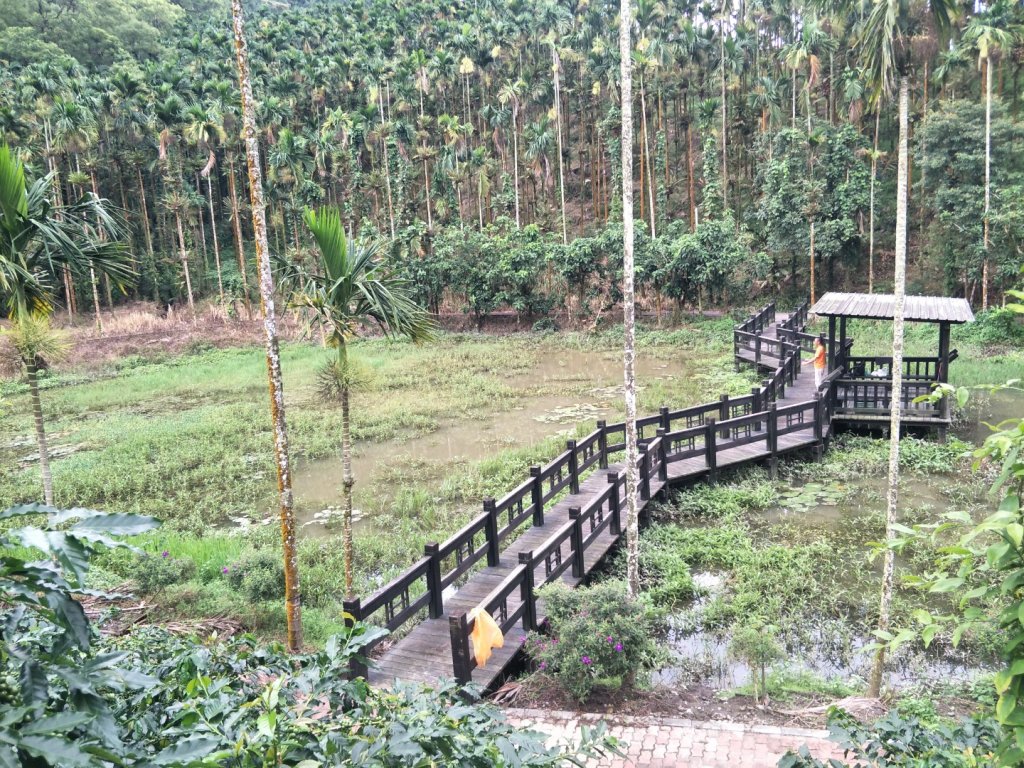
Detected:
left=606, top=636, right=614, bottom=643
left=222, top=566, right=229, bottom=574
left=615, top=643, right=623, bottom=653
left=539, top=662, right=547, bottom=671
left=581, top=655, right=592, bottom=666
left=161, top=551, right=169, bottom=558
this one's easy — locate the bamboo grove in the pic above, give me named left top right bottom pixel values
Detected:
left=2, top=0, right=1024, bottom=323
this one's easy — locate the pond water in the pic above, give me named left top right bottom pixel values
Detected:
left=655, top=470, right=994, bottom=693
left=285, top=348, right=695, bottom=535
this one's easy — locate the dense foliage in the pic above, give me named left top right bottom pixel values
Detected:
left=0, top=503, right=617, bottom=766
left=779, top=708, right=1002, bottom=767
left=2, top=0, right=1023, bottom=319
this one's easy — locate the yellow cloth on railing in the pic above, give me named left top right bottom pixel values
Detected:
left=469, top=608, right=504, bottom=668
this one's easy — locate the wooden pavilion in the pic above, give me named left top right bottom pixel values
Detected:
left=808, top=292, right=974, bottom=435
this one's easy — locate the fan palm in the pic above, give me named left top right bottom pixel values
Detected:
left=0, top=144, right=132, bottom=505
left=296, top=207, right=435, bottom=597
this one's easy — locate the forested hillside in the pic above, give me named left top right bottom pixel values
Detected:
left=2, top=0, right=1023, bottom=322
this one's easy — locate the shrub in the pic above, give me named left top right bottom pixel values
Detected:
left=226, top=549, right=285, bottom=602
left=525, top=581, right=665, bottom=701
left=779, top=708, right=1003, bottom=767
left=124, top=551, right=196, bottom=594
left=729, top=620, right=784, bottom=704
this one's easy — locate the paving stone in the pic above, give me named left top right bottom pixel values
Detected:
left=506, top=708, right=845, bottom=767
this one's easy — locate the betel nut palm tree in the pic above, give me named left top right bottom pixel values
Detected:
left=0, top=144, right=132, bottom=505
left=297, top=206, right=435, bottom=598
left=853, top=0, right=957, bottom=698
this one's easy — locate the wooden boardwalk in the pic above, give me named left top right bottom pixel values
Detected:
left=352, top=304, right=833, bottom=689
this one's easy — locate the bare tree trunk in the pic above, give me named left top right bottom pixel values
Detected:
left=720, top=19, right=729, bottom=210
left=512, top=103, right=521, bottom=228
left=378, top=89, right=396, bottom=239
left=205, top=171, right=225, bottom=302
left=341, top=352, right=355, bottom=598
left=982, top=55, right=992, bottom=311
left=641, top=73, right=656, bottom=237
left=232, top=0, right=302, bottom=653
left=620, top=0, right=641, bottom=599
left=227, top=154, right=253, bottom=319
left=868, top=77, right=910, bottom=699
left=869, top=109, right=879, bottom=293
left=809, top=220, right=816, bottom=305
left=687, top=122, right=696, bottom=232
left=175, top=213, right=195, bottom=313
left=26, top=360, right=54, bottom=506
left=553, top=47, right=568, bottom=245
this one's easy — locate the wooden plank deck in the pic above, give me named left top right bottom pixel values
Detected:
left=367, top=313, right=825, bottom=690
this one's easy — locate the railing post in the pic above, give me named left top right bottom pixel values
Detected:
left=762, top=379, right=772, bottom=406
left=752, top=386, right=763, bottom=431
left=569, top=507, right=585, bottom=579
left=448, top=613, right=473, bottom=684
left=660, top=406, right=671, bottom=432
left=596, top=420, right=609, bottom=469
left=639, top=444, right=652, bottom=500
left=655, top=430, right=669, bottom=482
left=767, top=404, right=778, bottom=479
left=518, top=552, right=537, bottom=631
left=705, top=418, right=718, bottom=483
left=342, top=598, right=368, bottom=679
left=608, top=472, right=621, bottom=535
left=719, top=394, right=730, bottom=438
left=813, top=393, right=824, bottom=442
left=424, top=543, right=444, bottom=619
left=566, top=439, right=580, bottom=494
left=754, top=334, right=761, bottom=365
left=529, top=466, right=544, bottom=526
left=483, top=497, right=499, bottom=567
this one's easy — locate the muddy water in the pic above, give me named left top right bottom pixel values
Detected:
left=658, top=473, right=992, bottom=691
left=289, top=348, right=692, bottom=534
left=955, top=388, right=1024, bottom=445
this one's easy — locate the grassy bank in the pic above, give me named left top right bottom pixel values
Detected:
left=1, top=319, right=755, bottom=643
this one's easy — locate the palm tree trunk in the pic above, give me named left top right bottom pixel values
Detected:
left=869, top=108, right=879, bottom=293
left=809, top=220, right=816, bottom=304
left=720, top=21, right=729, bottom=210
left=175, top=213, right=195, bottom=312
left=641, top=74, right=657, bottom=237
left=135, top=166, right=159, bottom=303
left=206, top=172, right=225, bottom=302
left=26, top=358, right=54, bottom=506
left=687, top=122, right=696, bottom=232
left=983, top=55, right=992, bottom=311
left=340, top=349, right=356, bottom=598
left=232, top=0, right=302, bottom=653
left=378, top=90, right=396, bottom=239
left=620, top=0, right=640, bottom=599
left=553, top=47, right=568, bottom=245
left=512, top=104, right=521, bottom=228
left=227, top=154, right=253, bottom=319
left=868, top=76, right=909, bottom=699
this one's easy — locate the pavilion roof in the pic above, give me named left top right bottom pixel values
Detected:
left=810, top=292, right=974, bottom=324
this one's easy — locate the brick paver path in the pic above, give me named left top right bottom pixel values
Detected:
left=506, top=708, right=847, bottom=767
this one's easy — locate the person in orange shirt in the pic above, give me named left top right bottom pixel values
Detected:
left=811, top=336, right=827, bottom=388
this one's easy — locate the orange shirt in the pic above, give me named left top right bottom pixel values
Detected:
left=813, top=345, right=827, bottom=370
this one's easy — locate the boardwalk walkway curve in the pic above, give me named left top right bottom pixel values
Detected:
left=348, top=302, right=938, bottom=687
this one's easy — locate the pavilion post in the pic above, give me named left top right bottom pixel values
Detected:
left=827, top=316, right=837, bottom=372
left=838, top=316, right=848, bottom=371
left=938, top=322, right=950, bottom=383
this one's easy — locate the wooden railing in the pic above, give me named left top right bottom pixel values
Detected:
left=844, top=352, right=957, bottom=382
left=834, top=378, right=949, bottom=420
left=351, top=302, right=834, bottom=682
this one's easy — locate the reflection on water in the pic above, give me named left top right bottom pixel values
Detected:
left=288, top=349, right=693, bottom=535
left=955, top=388, right=1023, bottom=445
left=657, top=469, right=994, bottom=692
